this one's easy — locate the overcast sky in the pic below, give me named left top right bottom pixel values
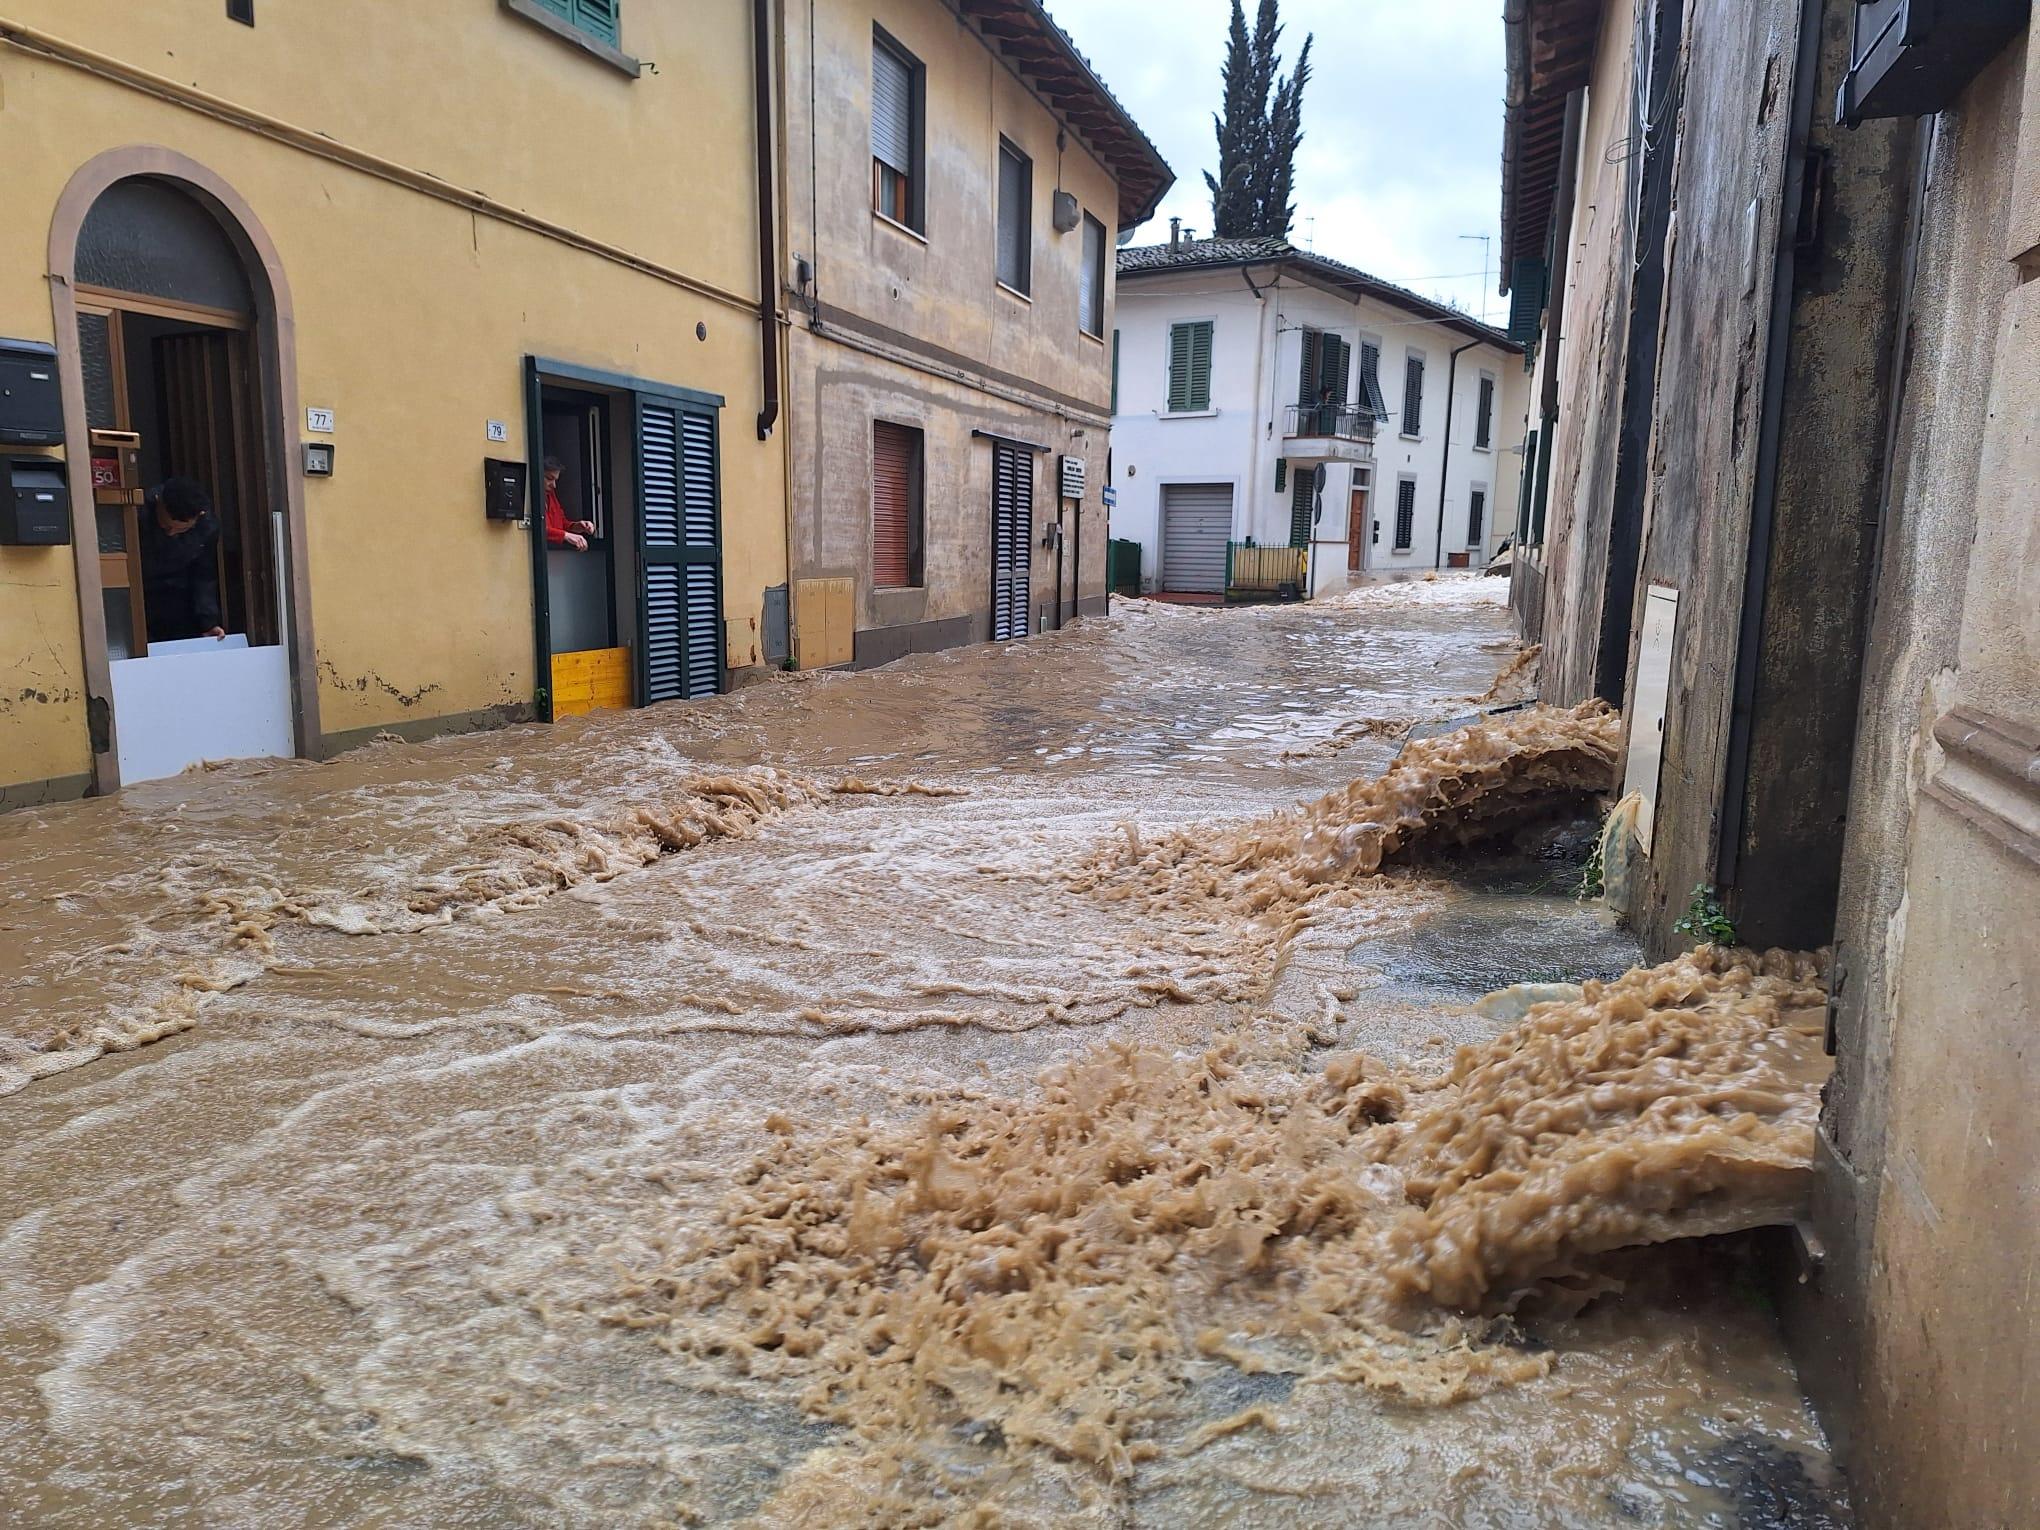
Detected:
left=1051, top=0, right=1508, bottom=323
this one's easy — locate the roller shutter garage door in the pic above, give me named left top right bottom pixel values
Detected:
left=1160, top=483, right=1233, bottom=593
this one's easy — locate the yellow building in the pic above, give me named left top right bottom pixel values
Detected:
left=0, top=1, right=786, bottom=804
left=779, top=0, right=1171, bottom=666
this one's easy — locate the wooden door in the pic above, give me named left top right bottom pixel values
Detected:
left=1348, top=487, right=1370, bottom=571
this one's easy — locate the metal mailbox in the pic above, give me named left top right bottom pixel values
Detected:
left=0, top=456, right=71, bottom=545
left=0, top=339, right=64, bottom=447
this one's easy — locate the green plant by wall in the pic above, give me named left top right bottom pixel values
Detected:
left=1577, top=818, right=1607, bottom=902
left=1673, top=883, right=1739, bottom=946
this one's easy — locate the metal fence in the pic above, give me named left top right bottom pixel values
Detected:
left=1227, top=542, right=1307, bottom=594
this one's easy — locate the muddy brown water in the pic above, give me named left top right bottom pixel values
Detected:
left=0, top=580, right=1846, bottom=1526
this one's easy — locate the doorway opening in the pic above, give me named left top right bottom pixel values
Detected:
left=525, top=359, right=725, bottom=721
left=1348, top=481, right=1371, bottom=572
left=72, top=176, right=292, bottom=784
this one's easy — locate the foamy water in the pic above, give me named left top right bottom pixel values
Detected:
left=0, top=578, right=1845, bottom=1525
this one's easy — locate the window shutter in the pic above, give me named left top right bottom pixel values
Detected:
left=572, top=0, right=619, bottom=45
left=873, top=422, right=916, bottom=588
left=1296, top=328, right=1321, bottom=409
left=872, top=43, right=913, bottom=175
left=1080, top=215, right=1105, bottom=335
left=991, top=443, right=1032, bottom=640
left=1320, top=335, right=1349, bottom=408
left=1402, top=354, right=1424, bottom=435
left=636, top=397, right=722, bottom=705
left=1275, top=459, right=1287, bottom=492
left=1289, top=468, right=1316, bottom=548
left=1393, top=478, right=1416, bottom=549
left=1358, top=341, right=1387, bottom=419
left=1507, top=259, right=1548, bottom=345
left=1169, top=321, right=1212, bottom=412
left=1468, top=488, right=1486, bottom=547
left=1111, top=329, right=1120, bottom=413
left=1188, top=321, right=1212, bottom=411
left=1476, top=376, right=1495, bottom=448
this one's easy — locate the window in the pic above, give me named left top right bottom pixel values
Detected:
left=1401, top=352, right=1425, bottom=436
left=1475, top=373, right=1495, bottom=449
left=872, top=30, right=923, bottom=230
left=1468, top=487, right=1487, bottom=548
left=1275, top=459, right=1288, bottom=492
left=1079, top=212, right=1107, bottom=335
left=1289, top=468, right=1318, bottom=548
left=1167, top=320, right=1214, bottom=413
left=1393, top=477, right=1417, bottom=550
left=872, top=420, right=924, bottom=588
left=1357, top=339, right=1388, bottom=419
left=514, top=0, right=623, bottom=51
left=1297, top=329, right=1349, bottom=430
left=997, top=140, right=1032, bottom=293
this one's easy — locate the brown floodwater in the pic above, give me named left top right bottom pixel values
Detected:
left=0, top=579, right=1846, bottom=1526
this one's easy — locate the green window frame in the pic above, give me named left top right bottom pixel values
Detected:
left=1167, top=320, right=1213, bottom=413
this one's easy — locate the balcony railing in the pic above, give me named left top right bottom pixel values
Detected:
left=1283, top=404, right=1378, bottom=442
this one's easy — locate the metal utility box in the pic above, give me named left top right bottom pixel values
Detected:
left=484, top=456, right=527, bottom=521
left=0, top=339, right=65, bottom=447
left=0, top=456, right=70, bottom=545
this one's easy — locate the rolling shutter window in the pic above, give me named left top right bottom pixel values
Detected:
left=1357, top=340, right=1388, bottom=419
left=1402, top=353, right=1425, bottom=436
left=997, top=141, right=1032, bottom=293
left=1468, top=487, right=1486, bottom=547
left=1080, top=213, right=1107, bottom=335
left=873, top=421, right=922, bottom=588
left=637, top=397, right=722, bottom=705
left=872, top=42, right=913, bottom=176
left=1476, top=376, right=1495, bottom=449
left=1168, top=320, right=1213, bottom=413
left=1393, top=478, right=1417, bottom=550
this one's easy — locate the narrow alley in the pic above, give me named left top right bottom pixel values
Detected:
left=0, top=583, right=1846, bottom=1526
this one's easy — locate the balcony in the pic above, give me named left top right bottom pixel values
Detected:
left=1282, top=404, right=1377, bottom=466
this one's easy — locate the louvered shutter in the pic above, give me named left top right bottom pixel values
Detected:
left=636, top=395, right=722, bottom=704
left=873, top=421, right=916, bottom=587
left=1168, top=320, right=1213, bottom=412
left=1402, top=354, right=1425, bottom=435
left=1289, top=467, right=1317, bottom=548
left=990, top=442, right=1032, bottom=640
left=1507, top=259, right=1548, bottom=345
left=1393, top=478, right=1417, bottom=549
left=573, top=0, right=619, bottom=45
left=1358, top=341, right=1387, bottom=419
left=1319, top=335, right=1350, bottom=419
left=1468, top=488, right=1486, bottom=547
left=1297, top=329, right=1321, bottom=409
left=1476, top=376, right=1495, bottom=448
left=872, top=42, right=913, bottom=175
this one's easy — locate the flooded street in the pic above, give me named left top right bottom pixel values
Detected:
left=0, top=580, right=1846, bottom=1527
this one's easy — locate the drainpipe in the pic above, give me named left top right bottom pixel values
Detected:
left=752, top=0, right=780, bottom=441
left=1432, top=337, right=1480, bottom=569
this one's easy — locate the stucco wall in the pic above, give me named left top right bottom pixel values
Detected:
left=780, top=0, right=1121, bottom=645
left=0, top=1, right=783, bottom=797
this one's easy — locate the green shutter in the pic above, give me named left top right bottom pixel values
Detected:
left=575, top=0, right=620, bottom=46
left=1289, top=468, right=1316, bottom=548
left=1168, top=321, right=1213, bottom=412
left=1320, top=335, right=1349, bottom=408
left=531, top=0, right=572, bottom=19
left=1297, top=329, right=1320, bottom=409
left=1275, top=459, right=1287, bottom=492
left=1507, top=259, right=1548, bottom=346
left=1111, top=330, right=1120, bottom=414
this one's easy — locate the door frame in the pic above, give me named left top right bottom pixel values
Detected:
left=48, top=148, right=318, bottom=794
left=523, top=356, right=725, bottom=720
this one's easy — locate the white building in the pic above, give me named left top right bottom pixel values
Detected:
left=1108, top=234, right=1529, bottom=596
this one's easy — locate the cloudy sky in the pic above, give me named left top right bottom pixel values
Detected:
left=1050, top=0, right=1509, bottom=324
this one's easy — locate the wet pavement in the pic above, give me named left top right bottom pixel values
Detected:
left=0, top=578, right=1849, bottom=1526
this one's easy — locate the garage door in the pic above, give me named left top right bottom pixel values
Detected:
left=1160, top=483, right=1233, bottom=593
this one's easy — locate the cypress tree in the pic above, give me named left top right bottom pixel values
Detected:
left=1205, top=0, right=1314, bottom=241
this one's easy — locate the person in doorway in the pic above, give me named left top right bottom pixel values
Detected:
left=543, top=457, right=596, bottom=551
left=138, top=476, right=226, bottom=643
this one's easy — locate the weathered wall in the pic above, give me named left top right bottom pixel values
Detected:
left=0, top=0, right=783, bottom=798
left=1799, top=32, right=2038, bottom=1527
left=1532, top=0, right=1638, bottom=704
left=782, top=0, right=1121, bottom=647
left=1619, top=0, right=1804, bottom=950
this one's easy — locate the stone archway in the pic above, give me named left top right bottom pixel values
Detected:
left=47, top=147, right=319, bottom=794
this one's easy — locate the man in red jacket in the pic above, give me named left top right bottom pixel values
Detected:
left=543, top=456, right=595, bottom=551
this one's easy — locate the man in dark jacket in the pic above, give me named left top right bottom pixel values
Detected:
left=138, top=476, right=226, bottom=643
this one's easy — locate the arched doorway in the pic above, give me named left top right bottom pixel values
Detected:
left=49, top=151, right=317, bottom=792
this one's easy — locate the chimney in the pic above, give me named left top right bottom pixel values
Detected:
left=1169, top=216, right=1181, bottom=253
